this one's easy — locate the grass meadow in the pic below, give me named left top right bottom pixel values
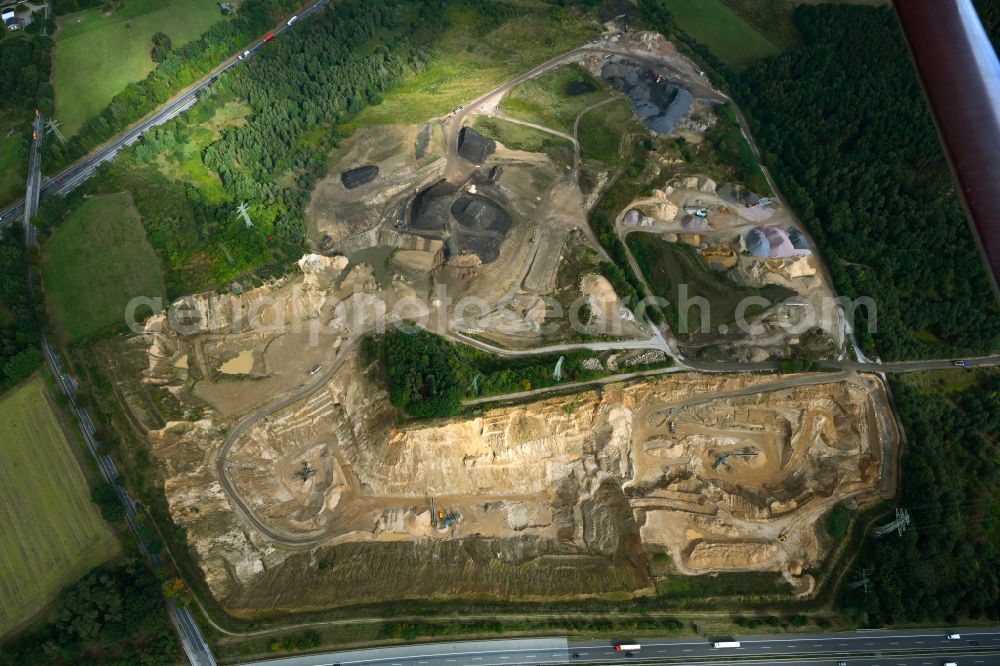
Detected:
left=0, top=376, right=119, bottom=636
left=53, top=0, right=228, bottom=136
left=501, top=64, right=610, bottom=135
left=348, top=1, right=599, bottom=129
left=42, top=192, right=165, bottom=340
left=658, top=0, right=780, bottom=67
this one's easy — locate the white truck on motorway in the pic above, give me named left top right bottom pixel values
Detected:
left=947, top=633, right=962, bottom=639
left=713, top=641, right=742, bottom=648
left=287, top=15, right=298, bottom=25
left=614, top=644, right=641, bottom=652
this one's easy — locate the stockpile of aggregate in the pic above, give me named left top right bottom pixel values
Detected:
left=602, top=60, right=693, bottom=135
left=340, top=165, right=379, bottom=189
left=451, top=195, right=511, bottom=234
left=457, top=127, right=496, bottom=164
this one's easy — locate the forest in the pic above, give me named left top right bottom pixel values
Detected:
left=737, top=5, right=1000, bottom=360
left=840, top=372, right=1000, bottom=624
left=0, top=32, right=53, bottom=117
left=0, top=556, right=181, bottom=664
left=0, top=231, right=41, bottom=392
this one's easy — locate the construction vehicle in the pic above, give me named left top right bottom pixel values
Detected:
left=441, top=513, right=462, bottom=527
left=713, top=450, right=758, bottom=471
left=436, top=508, right=462, bottom=528
left=294, top=461, right=317, bottom=482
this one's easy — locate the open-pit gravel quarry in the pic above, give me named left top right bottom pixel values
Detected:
left=94, top=25, right=903, bottom=616
left=102, top=251, right=898, bottom=613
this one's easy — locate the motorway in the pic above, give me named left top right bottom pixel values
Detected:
left=235, top=630, right=1000, bottom=666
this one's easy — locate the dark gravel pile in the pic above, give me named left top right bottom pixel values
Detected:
left=602, top=60, right=692, bottom=135
left=340, top=165, right=379, bottom=189
left=457, top=127, right=496, bottom=164
left=451, top=195, right=511, bottom=234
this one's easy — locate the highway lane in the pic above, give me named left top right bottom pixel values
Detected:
left=235, top=629, right=1000, bottom=666
left=569, top=629, right=1000, bottom=663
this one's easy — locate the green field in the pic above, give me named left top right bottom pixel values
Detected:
left=501, top=65, right=610, bottom=135
left=54, top=0, right=229, bottom=136
left=472, top=116, right=574, bottom=170
left=660, top=0, right=780, bottom=67
left=577, top=98, right=639, bottom=165
left=349, top=1, right=598, bottom=128
left=43, top=193, right=166, bottom=340
left=0, top=376, right=119, bottom=636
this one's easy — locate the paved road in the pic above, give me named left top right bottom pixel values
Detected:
left=21, top=112, right=43, bottom=246
left=464, top=367, right=845, bottom=407
left=235, top=629, right=1000, bottom=666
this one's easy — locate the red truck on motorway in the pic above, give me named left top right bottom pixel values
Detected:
left=263, top=32, right=275, bottom=42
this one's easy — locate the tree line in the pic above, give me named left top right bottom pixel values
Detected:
left=0, top=556, right=182, bottom=664
left=840, top=373, right=1000, bottom=624
left=43, top=0, right=302, bottom=170
left=0, top=230, right=41, bottom=391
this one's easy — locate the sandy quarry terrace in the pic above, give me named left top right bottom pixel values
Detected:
left=223, top=359, right=893, bottom=566
left=137, top=294, right=897, bottom=606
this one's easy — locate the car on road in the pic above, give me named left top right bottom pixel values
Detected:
left=952, top=360, right=970, bottom=367
left=947, top=633, right=962, bottom=639
left=603, top=52, right=613, bottom=59
left=238, top=50, right=250, bottom=60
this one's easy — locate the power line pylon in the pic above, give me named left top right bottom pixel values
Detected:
left=45, top=118, right=66, bottom=144
left=847, top=568, right=872, bottom=593
left=235, top=202, right=254, bottom=228
left=874, top=508, right=911, bottom=537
